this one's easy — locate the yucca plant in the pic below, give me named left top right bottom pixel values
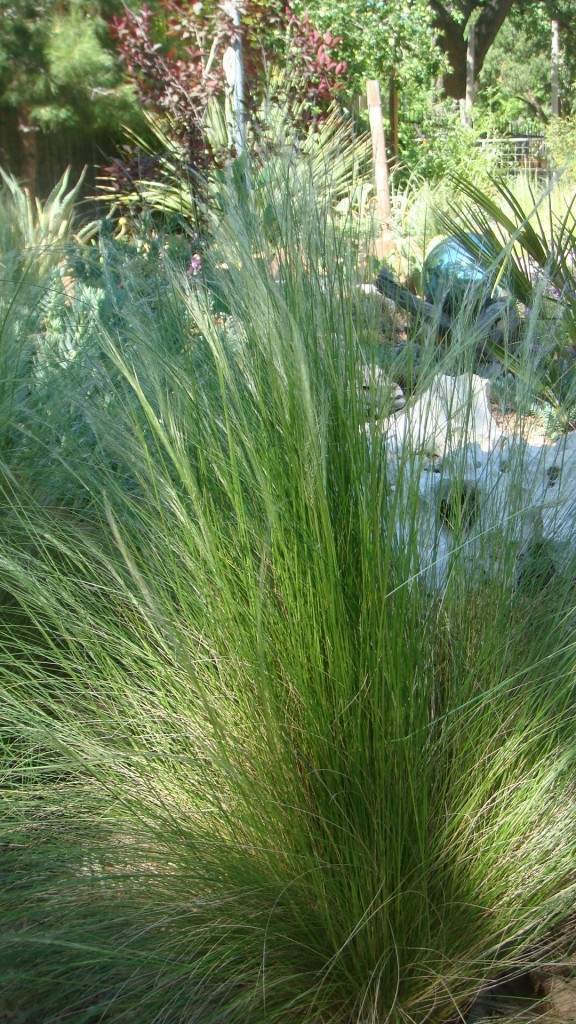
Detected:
left=99, top=98, right=371, bottom=236
left=440, top=173, right=575, bottom=310
left=409, top=170, right=576, bottom=432
left=2, top=157, right=576, bottom=1024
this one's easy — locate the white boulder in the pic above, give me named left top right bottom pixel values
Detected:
left=376, top=372, right=576, bottom=589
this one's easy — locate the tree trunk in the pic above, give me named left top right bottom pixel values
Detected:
left=430, top=0, right=518, bottom=100
left=17, top=107, right=38, bottom=194
left=464, top=21, right=475, bottom=122
left=223, top=0, right=247, bottom=159
left=551, top=19, right=560, bottom=117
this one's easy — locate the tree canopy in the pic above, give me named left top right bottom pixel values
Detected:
left=1, top=0, right=140, bottom=129
left=1, top=0, right=575, bottom=196
left=291, top=0, right=446, bottom=94
left=292, top=0, right=576, bottom=108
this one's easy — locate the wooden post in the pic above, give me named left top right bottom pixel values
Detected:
left=366, top=80, right=394, bottom=258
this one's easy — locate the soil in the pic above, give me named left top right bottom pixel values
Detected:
left=464, top=972, right=576, bottom=1023
left=490, top=408, right=556, bottom=447
left=545, top=976, right=576, bottom=1022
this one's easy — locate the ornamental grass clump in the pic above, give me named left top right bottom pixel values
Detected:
left=1, top=162, right=576, bottom=1024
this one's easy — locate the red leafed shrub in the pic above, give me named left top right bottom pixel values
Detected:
left=111, top=0, right=233, bottom=158
left=283, top=8, right=348, bottom=110
left=108, top=0, right=348, bottom=177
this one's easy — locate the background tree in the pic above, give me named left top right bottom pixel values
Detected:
left=428, top=0, right=518, bottom=100
left=0, top=0, right=140, bottom=189
left=525, top=0, right=576, bottom=114
left=476, top=0, right=575, bottom=120
left=294, top=0, right=575, bottom=120
left=477, top=6, right=551, bottom=121
left=291, top=0, right=446, bottom=97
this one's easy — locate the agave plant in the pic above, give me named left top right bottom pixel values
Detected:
left=0, top=166, right=96, bottom=276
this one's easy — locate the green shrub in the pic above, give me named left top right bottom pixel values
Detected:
left=394, top=104, right=504, bottom=189
left=545, top=115, right=576, bottom=183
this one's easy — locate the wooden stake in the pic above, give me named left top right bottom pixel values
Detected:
left=366, top=80, right=394, bottom=257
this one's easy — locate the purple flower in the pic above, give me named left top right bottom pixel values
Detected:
left=187, top=253, right=202, bottom=277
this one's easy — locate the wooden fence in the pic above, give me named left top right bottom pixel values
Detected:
left=0, top=107, right=121, bottom=219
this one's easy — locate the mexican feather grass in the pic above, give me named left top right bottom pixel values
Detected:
left=1, top=163, right=576, bottom=1023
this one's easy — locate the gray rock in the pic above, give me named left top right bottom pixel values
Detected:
left=382, top=373, right=502, bottom=457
